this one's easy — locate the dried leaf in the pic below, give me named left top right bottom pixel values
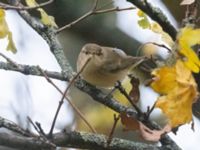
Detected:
left=180, top=0, right=195, bottom=5
left=129, top=76, right=140, bottom=103
left=139, top=123, right=171, bottom=142
left=120, top=112, right=140, bottom=131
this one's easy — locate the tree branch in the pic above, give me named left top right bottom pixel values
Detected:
left=0, top=129, right=180, bottom=150
left=57, top=6, right=136, bottom=33
left=0, top=61, right=67, bottom=81
left=127, top=0, right=177, bottom=40
left=0, top=0, right=54, bottom=10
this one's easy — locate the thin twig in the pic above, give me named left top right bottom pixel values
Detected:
left=57, top=6, right=135, bottom=33
left=47, top=57, right=96, bottom=137
left=26, top=117, right=56, bottom=148
left=92, top=0, right=99, bottom=10
left=0, top=0, right=54, bottom=10
left=35, top=122, right=46, bottom=136
left=94, top=6, right=135, bottom=14
left=107, top=114, right=120, bottom=146
left=136, top=42, right=172, bottom=56
left=145, top=102, right=156, bottom=119
left=27, top=117, right=42, bottom=136
left=0, top=116, right=34, bottom=137
left=0, top=52, right=19, bottom=68
left=115, top=81, right=142, bottom=115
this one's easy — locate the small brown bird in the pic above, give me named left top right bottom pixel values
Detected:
left=77, top=43, right=145, bottom=87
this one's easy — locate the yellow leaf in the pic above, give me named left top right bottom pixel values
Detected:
left=137, top=10, right=145, bottom=17
left=25, top=0, right=37, bottom=7
left=38, top=8, right=58, bottom=27
left=6, top=32, right=17, bottom=53
left=151, top=22, right=174, bottom=47
left=25, top=0, right=57, bottom=27
left=0, top=9, right=9, bottom=38
left=151, top=22, right=162, bottom=33
left=177, top=26, right=200, bottom=72
left=151, top=60, right=198, bottom=127
left=137, top=10, right=151, bottom=29
left=0, top=9, right=17, bottom=53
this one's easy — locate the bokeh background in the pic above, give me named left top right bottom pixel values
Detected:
left=0, top=0, right=200, bottom=150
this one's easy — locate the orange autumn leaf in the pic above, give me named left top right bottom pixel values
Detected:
left=151, top=60, right=198, bottom=127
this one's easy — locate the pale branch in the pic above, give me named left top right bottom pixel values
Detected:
left=0, top=61, right=67, bottom=81
left=127, top=0, right=177, bottom=40
left=0, top=0, right=54, bottom=10
left=0, top=116, right=176, bottom=150
left=53, top=131, right=161, bottom=150
left=0, top=132, right=54, bottom=150
left=0, top=129, right=178, bottom=150
left=57, top=6, right=136, bottom=33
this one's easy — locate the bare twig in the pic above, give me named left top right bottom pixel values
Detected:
left=0, top=116, right=34, bottom=137
left=0, top=0, right=54, bottom=10
left=27, top=117, right=42, bottom=136
left=136, top=42, right=172, bottom=56
left=57, top=5, right=135, bottom=33
left=115, top=81, right=142, bottom=115
left=27, top=117, right=56, bottom=148
left=145, top=102, right=156, bottom=119
left=107, top=114, right=120, bottom=146
left=35, top=122, right=46, bottom=136
left=48, top=57, right=96, bottom=137
left=0, top=52, right=19, bottom=68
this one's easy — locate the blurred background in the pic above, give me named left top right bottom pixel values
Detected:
left=0, top=0, right=200, bottom=150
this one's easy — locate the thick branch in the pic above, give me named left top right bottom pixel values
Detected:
left=0, top=130, right=176, bottom=150
left=127, top=0, right=177, bottom=40
left=53, top=131, right=160, bottom=150
left=0, top=132, right=53, bottom=150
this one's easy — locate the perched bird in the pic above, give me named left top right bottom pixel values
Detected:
left=77, top=43, right=145, bottom=87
